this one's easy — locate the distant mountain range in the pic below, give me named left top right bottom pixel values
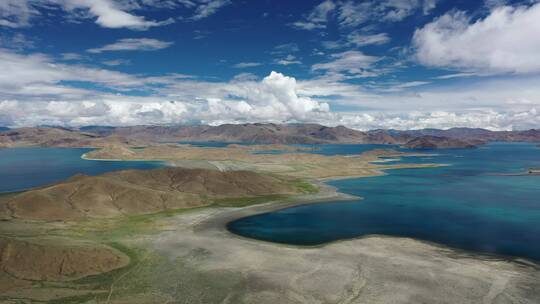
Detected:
left=1, top=123, right=539, bottom=149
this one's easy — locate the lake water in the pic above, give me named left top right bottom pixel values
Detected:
left=178, top=142, right=394, bottom=155
left=228, top=142, right=540, bottom=261
left=256, top=143, right=395, bottom=155
left=0, top=148, right=163, bottom=193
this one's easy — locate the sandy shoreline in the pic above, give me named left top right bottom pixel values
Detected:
left=193, top=180, right=540, bottom=266
left=195, top=180, right=359, bottom=234
left=149, top=189, right=540, bottom=303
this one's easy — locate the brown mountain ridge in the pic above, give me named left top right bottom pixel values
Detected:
left=1, top=123, right=539, bottom=148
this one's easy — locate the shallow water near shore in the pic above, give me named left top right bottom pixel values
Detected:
left=229, top=142, right=540, bottom=261
left=0, top=147, right=163, bottom=192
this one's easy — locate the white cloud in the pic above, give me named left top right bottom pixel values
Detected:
left=272, top=43, right=300, bottom=54
left=380, top=0, right=423, bottom=22
left=337, top=109, right=540, bottom=131
left=434, top=72, right=478, bottom=79
left=377, top=80, right=431, bottom=92
left=231, top=72, right=258, bottom=82
left=60, top=52, right=85, bottom=61
left=422, top=0, right=439, bottom=14
left=292, top=0, right=336, bottom=30
left=61, top=0, right=173, bottom=30
left=0, top=33, right=35, bottom=51
left=321, top=40, right=344, bottom=50
left=233, top=62, right=262, bottom=68
left=0, top=0, right=37, bottom=28
left=336, top=0, right=370, bottom=27
left=0, top=48, right=158, bottom=96
left=274, top=55, right=301, bottom=66
left=190, top=0, right=231, bottom=20
left=348, top=32, right=390, bottom=47
left=295, top=0, right=439, bottom=31
left=0, top=69, right=331, bottom=127
left=1, top=46, right=539, bottom=131
left=413, top=3, right=540, bottom=74
left=312, top=51, right=381, bottom=78
left=87, top=38, right=173, bottom=53
left=0, top=0, right=230, bottom=30
left=102, top=59, right=131, bottom=66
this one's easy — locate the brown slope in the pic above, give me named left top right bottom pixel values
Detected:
left=0, top=167, right=301, bottom=221
left=183, top=123, right=372, bottom=144
left=0, top=127, right=138, bottom=148
left=0, top=127, right=98, bottom=147
left=88, top=123, right=373, bottom=144
left=403, top=135, right=480, bottom=149
left=0, top=237, right=129, bottom=283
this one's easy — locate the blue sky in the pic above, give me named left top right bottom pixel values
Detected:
left=0, top=0, right=539, bottom=130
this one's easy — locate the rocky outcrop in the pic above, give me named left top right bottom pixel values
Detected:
left=403, top=135, right=480, bottom=149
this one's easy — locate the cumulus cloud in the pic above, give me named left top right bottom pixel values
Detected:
left=0, top=48, right=330, bottom=126
left=1, top=46, right=539, bottom=131
left=87, top=38, right=174, bottom=53
left=413, top=3, right=540, bottom=74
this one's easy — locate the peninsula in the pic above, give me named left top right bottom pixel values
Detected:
left=1, top=142, right=539, bottom=303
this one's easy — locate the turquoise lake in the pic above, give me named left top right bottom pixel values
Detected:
left=228, top=142, right=540, bottom=261
left=2, top=143, right=540, bottom=261
left=0, top=148, right=163, bottom=193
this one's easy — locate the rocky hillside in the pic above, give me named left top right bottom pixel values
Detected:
left=382, top=127, right=540, bottom=143
left=0, top=167, right=303, bottom=221
left=403, top=135, right=480, bottom=149
left=0, top=127, right=139, bottom=148
left=2, top=124, right=540, bottom=147
left=103, top=123, right=376, bottom=144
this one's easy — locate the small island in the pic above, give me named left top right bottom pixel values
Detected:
left=402, top=135, right=481, bottom=149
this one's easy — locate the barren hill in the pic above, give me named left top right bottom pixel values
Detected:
left=2, top=124, right=540, bottom=147
left=107, top=123, right=376, bottom=144
left=0, top=127, right=139, bottom=148
left=0, top=167, right=302, bottom=221
left=0, top=237, right=129, bottom=284
left=403, top=135, right=481, bottom=149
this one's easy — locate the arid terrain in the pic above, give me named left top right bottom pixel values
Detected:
left=83, top=144, right=436, bottom=180
left=2, top=124, right=540, bottom=148
left=1, top=144, right=539, bottom=303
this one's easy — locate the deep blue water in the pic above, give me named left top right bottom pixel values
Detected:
left=228, top=142, right=540, bottom=261
left=179, top=142, right=394, bottom=155
left=0, top=148, right=163, bottom=192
